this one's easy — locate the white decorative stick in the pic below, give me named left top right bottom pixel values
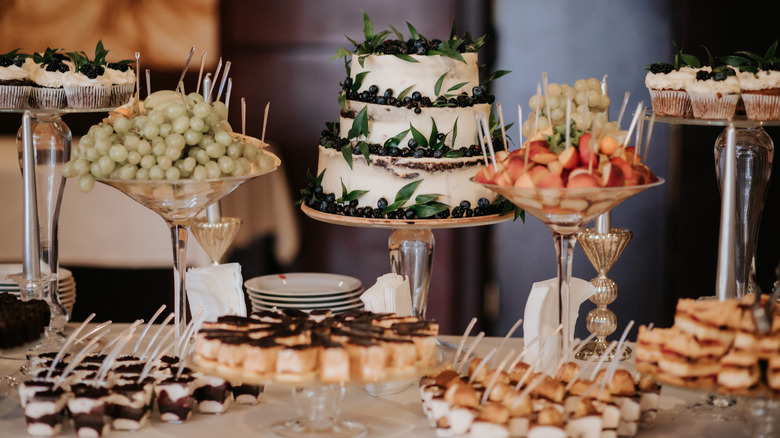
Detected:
left=518, top=104, right=523, bottom=152
left=96, top=326, right=138, bottom=383
left=100, top=319, right=143, bottom=354
left=644, top=114, right=656, bottom=164
left=454, top=317, right=478, bottom=367
left=176, top=46, right=196, bottom=92
left=474, top=112, right=489, bottom=167
left=534, top=83, right=542, bottom=136
left=467, top=348, right=497, bottom=385
left=634, top=102, right=645, bottom=161
left=56, top=332, right=107, bottom=389
left=225, top=78, right=233, bottom=109
left=217, top=61, right=232, bottom=102
left=196, top=51, right=207, bottom=94
left=241, top=98, right=247, bottom=136
left=588, top=340, right=619, bottom=381
left=604, top=321, right=635, bottom=386
left=542, top=73, right=552, bottom=128
left=176, top=341, right=198, bottom=379
left=145, top=69, right=151, bottom=97
left=74, top=320, right=112, bottom=345
left=511, top=374, right=546, bottom=410
left=622, top=101, right=645, bottom=148
left=132, top=304, right=165, bottom=353
left=565, top=98, right=572, bottom=151
left=497, top=102, right=508, bottom=151
left=480, top=115, right=498, bottom=172
left=457, top=331, right=485, bottom=374
left=175, top=308, right=205, bottom=356
left=207, top=57, right=223, bottom=103
left=481, top=354, right=513, bottom=406
left=262, top=102, right=270, bottom=143
left=46, top=313, right=95, bottom=379
left=140, top=312, right=176, bottom=359
left=137, top=326, right=176, bottom=383
left=616, top=91, right=630, bottom=130
left=492, top=317, right=522, bottom=368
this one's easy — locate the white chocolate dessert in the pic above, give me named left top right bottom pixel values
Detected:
left=304, top=14, right=512, bottom=220
left=193, top=309, right=440, bottom=384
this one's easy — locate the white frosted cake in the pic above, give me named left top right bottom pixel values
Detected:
left=304, top=15, right=511, bottom=220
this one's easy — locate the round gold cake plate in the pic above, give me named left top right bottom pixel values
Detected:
left=647, top=111, right=780, bottom=301
left=300, top=204, right=514, bottom=230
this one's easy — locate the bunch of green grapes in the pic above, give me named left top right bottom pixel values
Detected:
left=522, top=77, right=613, bottom=138
left=63, top=90, right=276, bottom=192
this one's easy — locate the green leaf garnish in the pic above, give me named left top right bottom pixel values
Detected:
left=342, top=146, right=353, bottom=169
left=428, top=118, right=439, bottom=149
left=429, top=47, right=466, bottom=64
left=409, top=201, right=449, bottom=218
left=384, top=129, right=410, bottom=149
left=358, top=141, right=370, bottom=164
left=396, top=85, right=415, bottom=101
left=338, top=179, right=369, bottom=203
left=363, top=11, right=375, bottom=41
left=330, top=47, right=353, bottom=60
left=389, top=24, right=405, bottom=41
left=434, top=72, right=446, bottom=97
left=384, top=180, right=422, bottom=213
left=485, top=70, right=512, bottom=85
left=353, top=71, right=369, bottom=91
left=407, top=22, right=421, bottom=40
left=448, top=82, right=469, bottom=93
left=415, top=193, right=442, bottom=204
left=394, top=54, right=419, bottom=63
left=410, top=124, right=428, bottom=148
left=347, top=106, right=370, bottom=140
left=452, top=117, right=459, bottom=147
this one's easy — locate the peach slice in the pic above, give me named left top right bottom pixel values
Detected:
left=567, top=172, right=601, bottom=188
left=528, top=165, right=551, bottom=185
left=505, top=156, right=531, bottom=181
left=558, top=146, right=579, bottom=170
left=600, top=162, right=624, bottom=187
left=514, top=172, right=535, bottom=188
left=538, top=172, right=565, bottom=188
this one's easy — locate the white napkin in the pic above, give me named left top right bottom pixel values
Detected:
left=360, top=273, right=413, bottom=316
left=523, top=277, right=596, bottom=370
left=186, top=263, right=247, bottom=325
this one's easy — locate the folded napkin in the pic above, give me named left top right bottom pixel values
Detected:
left=360, top=273, right=413, bottom=316
left=186, top=263, right=246, bottom=326
left=523, top=277, right=596, bottom=370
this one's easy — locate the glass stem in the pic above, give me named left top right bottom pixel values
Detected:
left=553, top=232, right=577, bottom=360
left=388, top=228, right=434, bottom=318
left=169, top=223, right=190, bottom=356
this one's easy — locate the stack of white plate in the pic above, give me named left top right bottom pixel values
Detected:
left=0, top=263, right=77, bottom=315
left=244, top=273, right=364, bottom=314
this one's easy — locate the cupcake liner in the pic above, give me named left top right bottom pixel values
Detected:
left=29, top=87, right=66, bottom=109
left=0, top=85, right=31, bottom=109
left=689, top=93, right=739, bottom=120
left=648, top=89, right=692, bottom=118
left=110, top=84, right=134, bottom=107
left=741, top=93, right=780, bottom=121
left=64, top=85, right=110, bottom=109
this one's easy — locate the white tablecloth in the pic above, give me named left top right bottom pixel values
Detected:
left=0, top=326, right=750, bottom=438
left=0, top=136, right=299, bottom=268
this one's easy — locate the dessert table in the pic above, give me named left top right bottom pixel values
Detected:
left=0, top=324, right=750, bottom=438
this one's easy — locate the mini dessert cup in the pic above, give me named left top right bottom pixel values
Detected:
left=648, top=89, right=693, bottom=118
left=24, top=387, right=69, bottom=437
left=109, top=382, right=153, bottom=431
left=68, top=382, right=111, bottom=438
left=0, top=85, right=30, bottom=109
left=194, top=375, right=232, bottom=414
left=230, top=383, right=264, bottom=405
left=19, top=379, right=58, bottom=408
left=64, top=85, right=109, bottom=108
left=689, top=93, right=740, bottom=119
left=156, top=375, right=196, bottom=422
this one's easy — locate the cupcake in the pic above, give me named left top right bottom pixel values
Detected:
left=64, top=42, right=112, bottom=108
left=25, top=48, right=71, bottom=109
left=645, top=45, right=704, bottom=118
left=0, top=49, right=31, bottom=108
left=105, top=61, right=135, bottom=107
left=738, top=68, right=780, bottom=120
left=687, top=67, right=741, bottom=119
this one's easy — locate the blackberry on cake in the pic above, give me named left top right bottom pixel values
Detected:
left=0, top=48, right=31, bottom=108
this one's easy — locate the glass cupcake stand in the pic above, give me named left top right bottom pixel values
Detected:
left=650, top=113, right=780, bottom=437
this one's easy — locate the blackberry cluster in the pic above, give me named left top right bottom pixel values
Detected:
left=697, top=68, right=736, bottom=81
left=648, top=63, right=674, bottom=74
left=79, top=64, right=105, bottom=79
left=107, top=62, right=130, bottom=72
left=343, top=81, right=494, bottom=111
left=373, top=38, right=446, bottom=56
left=0, top=56, right=24, bottom=68
left=303, top=182, right=503, bottom=220
left=45, top=58, right=69, bottom=73
left=319, top=129, right=488, bottom=158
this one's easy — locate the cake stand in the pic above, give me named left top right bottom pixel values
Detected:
left=649, top=114, right=780, bottom=300
left=301, top=205, right=513, bottom=319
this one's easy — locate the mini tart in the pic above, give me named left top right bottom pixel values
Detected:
left=738, top=69, right=780, bottom=120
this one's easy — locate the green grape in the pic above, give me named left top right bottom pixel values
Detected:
left=199, top=136, right=215, bottom=148
left=90, top=162, right=107, bottom=178
left=186, top=92, right=204, bottom=106
left=113, top=117, right=132, bottom=133
left=172, top=115, right=189, bottom=134
left=547, top=96, right=560, bottom=111
left=109, top=145, right=129, bottom=163
left=149, top=110, right=167, bottom=126
left=123, top=134, right=140, bottom=151
left=206, top=143, right=226, bottom=158
left=236, top=157, right=251, bottom=175
left=137, top=140, right=152, bottom=155
left=586, top=77, right=601, bottom=91
left=243, top=143, right=258, bottom=161
left=73, top=159, right=90, bottom=176
left=218, top=156, right=236, bottom=174
left=205, top=112, right=221, bottom=127
left=62, top=160, right=77, bottom=178
left=166, top=102, right=187, bottom=120
left=165, top=133, right=186, bottom=151
left=212, top=101, right=228, bottom=119
left=574, top=91, right=586, bottom=106
left=599, top=95, right=610, bottom=110
left=93, top=125, right=111, bottom=140
left=195, top=148, right=210, bottom=165
left=165, top=167, right=181, bottom=181
left=157, top=155, right=173, bottom=170
left=551, top=108, right=564, bottom=122
left=79, top=174, right=95, bottom=193
left=133, top=115, right=148, bottom=130
left=127, top=151, right=142, bottom=165
left=118, top=164, right=137, bottom=180
left=528, top=94, right=544, bottom=111
left=192, top=102, right=211, bottom=119
left=189, top=117, right=205, bottom=132
left=79, top=135, right=94, bottom=148
left=136, top=168, right=150, bottom=180
left=98, top=155, right=116, bottom=175
left=95, top=138, right=111, bottom=155
left=175, top=160, right=192, bottom=178
left=142, top=123, right=160, bottom=139
left=181, top=156, right=197, bottom=173
left=205, top=161, right=221, bottom=179
left=547, top=83, right=562, bottom=99
left=140, top=155, right=156, bottom=169
left=159, top=123, right=172, bottom=137
left=151, top=140, right=166, bottom=156
left=227, top=143, right=242, bottom=159
left=257, top=153, right=275, bottom=172
left=215, top=131, right=233, bottom=147
left=184, top=129, right=202, bottom=146
left=165, top=147, right=182, bottom=161
left=149, top=165, right=165, bottom=180
left=587, top=90, right=601, bottom=107
left=192, top=165, right=208, bottom=182
left=85, top=148, right=99, bottom=162
left=573, top=79, right=588, bottom=92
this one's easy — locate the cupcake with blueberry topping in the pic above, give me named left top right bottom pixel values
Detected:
left=63, top=41, right=112, bottom=108
left=645, top=45, right=705, bottom=118
left=687, top=66, right=741, bottom=119
left=727, top=42, right=780, bottom=120
left=25, top=48, right=71, bottom=109
left=0, top=48, right=32, bottom=108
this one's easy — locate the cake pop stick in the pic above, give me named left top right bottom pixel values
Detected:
left=55, top=332, right=107, bottom=389
left=497, top=102, right=508, bottom=152
left=207, top=57, right=222, bottom=103
left=533, top=82, right=542, bottom=136
left=616, top=92, right=630, bottom=130
left=601, top=74, right=609, bottom=116
left=634, top=103, right=645, bottom=161
left=137, top=326, right=176, bottom=383
left=176, top=342, right=198, bottom=379
left=515, top=324, right=563, bottom=389
left=176, top=46, right=196, bottom=93
left=195, top=51, right=207, bottom=94
left=74, top=320, right=112, bottom=345
left=603, top=321, right=635, bottom=387
left=262, top=102, right=270, bottom=143
left=140, top=312, right=175, bottom=360
left=133, top=52, right=141, bottom=112
left=45, top=313, right=95, bottom=379
left=100, top=319, right=143, bottom=354
left=480, top=115, right=498, bottom=172
left=457, top=331, right=485, bottom=374
left=175, top=308, right=205, bottom=356
left=508, top=335, right=540, bottom=372
left=467, top=348, right=497, bottom=385
left=518, top=104, right=523, bottom=153
left=217, top=61, right=231, bottom=102
left=481, top=354, right=513, bottom=405
left=542, top=73, right=552, bottom=128
left=492, top=317, right=522, bottom=368
left=145, top=69, right=151, bottom=97
left=132, top=304, right=166, bottom=354
left=241, top=98, right=247, bottom=135
left=474, top=112, right=490, bottom=167
left=202, top=73, right=212, bottom=103
left=588, top=340, right=619, bottom=381
left=453, top=317, right=478, bottom=367
left=643, top=114, right=656, bottom=164
left=622, top=101, right=645, bottom=148
left=225, top=78, right=233, bottom=109
left=553, top=331, right=597, bottom=380
left=565, top=98, right=572, bottom=151
left=97, top=327, right=137, bottom=383
left=511, top=374, right=547, bottom=410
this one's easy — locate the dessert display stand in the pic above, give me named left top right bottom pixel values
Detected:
left=301, top=205, right=512, bottom=319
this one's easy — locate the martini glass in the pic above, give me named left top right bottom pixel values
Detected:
left=475, top=178, right=664, bottom=370
left=97, top=153, right=279, bottom=354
